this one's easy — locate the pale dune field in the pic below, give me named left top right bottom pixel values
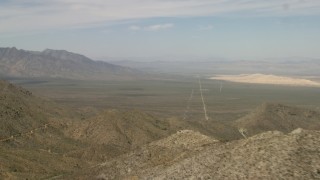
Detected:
left=210, top=74, right=320, bottom=87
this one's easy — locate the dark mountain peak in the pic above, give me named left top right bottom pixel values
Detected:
left=41, top=48, right=92, bottom=63
left=42, top=49, right=76, bottom=57
left=0, top=47, right=17, bottom=51
left=43, top=48, right=66, bottom=53
left=0, top=47, right=19, bottom=53
left=0, top=47, right=29, bottom=59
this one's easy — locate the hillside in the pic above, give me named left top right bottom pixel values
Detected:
left=0, top=80, right=188, bottom=179
left=66, top=108, right=241, bottom=152
left=2, top=80, right=320, bottom=179
left=0, top=80, right=170, bottom=178
left=67, top=110, right=174, bottom=150
left=71, top=129, right=320, bottom=179
left=0, top=80, right=95, bottom=179
left=0, top=79, right=81, bottom=144
left=0, top=47, right=140, bottom=80
left=0, top=80, right=66, bottom=139
left=235, top=103, right=320, bottom=137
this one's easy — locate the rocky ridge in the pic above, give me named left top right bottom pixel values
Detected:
left=75, top=129, right=320, bottom=180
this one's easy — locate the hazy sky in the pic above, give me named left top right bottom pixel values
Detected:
left=0, top=0, right=320, bottom=60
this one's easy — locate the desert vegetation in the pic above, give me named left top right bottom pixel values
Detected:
left=1, top=74, right=320, bottom=179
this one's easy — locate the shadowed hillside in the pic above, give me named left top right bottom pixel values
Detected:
left=67, top=110, right=175, bottom=150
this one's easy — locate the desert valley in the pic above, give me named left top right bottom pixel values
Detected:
left=1, top=47, right=320, bottom=179
left=1, top=0, right=320, bottom=179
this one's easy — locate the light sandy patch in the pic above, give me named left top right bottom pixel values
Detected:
left=210, top=74, right=320, bottom=87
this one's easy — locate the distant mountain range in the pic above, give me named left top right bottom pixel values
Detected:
left=0, top=47, right=141, bottom=80
left=109, top=57, right=320, bottom=76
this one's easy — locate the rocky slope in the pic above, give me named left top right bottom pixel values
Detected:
left=0, top=47, right=140, bottom=80
left=67, top=109, right=173, bottom=150
left=72, top=129, right=320, bottom=179
left=235, top=103, right=320, bottom=137
left=0, top=80, right=182, bottom=179
left=0, top=80, right=92, bottom=179
left=0, top=80, right=65, bottom=139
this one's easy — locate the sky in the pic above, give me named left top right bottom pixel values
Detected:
left=0, top=0, right=320, bottom=60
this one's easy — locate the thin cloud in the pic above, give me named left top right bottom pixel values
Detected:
left=129, top=23, right=174, bottom=31
left=145, top=23, right=174, bottom=31
left=1, top=0, right=320, bottom=33
left=198, top=25, right=214, bottom=31
left=129, top=25, right=141, bottom=31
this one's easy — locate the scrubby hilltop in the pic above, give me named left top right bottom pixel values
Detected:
left=235, top=103, right=320, bottom=137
